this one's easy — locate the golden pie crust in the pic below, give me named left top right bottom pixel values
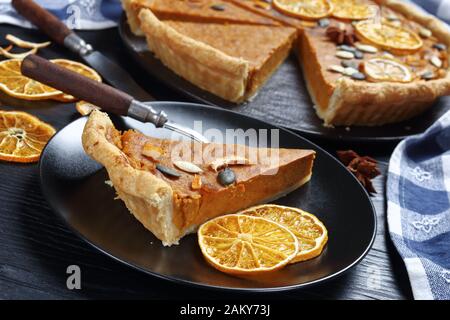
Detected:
left=82, top=110, right=315, bottom=245
left=138, top=9, right=296, bottom=102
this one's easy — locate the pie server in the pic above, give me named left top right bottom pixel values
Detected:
left=22, top=55, right=209, bottom=143
left=12, top=0, right=151, bottom=101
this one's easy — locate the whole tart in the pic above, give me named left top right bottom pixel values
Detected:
left=82, top=110, right=316, bottom=245
left=138, top=9, right=297, bottom=102
left=298, top=0, right=450, bottom=126
left=123, top=0, right=450, bottom=126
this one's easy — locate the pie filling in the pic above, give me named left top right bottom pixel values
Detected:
left=119, top=130, right=315, bottom=233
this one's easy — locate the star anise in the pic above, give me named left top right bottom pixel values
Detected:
left=337, top=150, right=381, bottom=194
left=326, top=25, right=357, bottom=46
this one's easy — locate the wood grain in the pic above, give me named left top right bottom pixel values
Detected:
left=0, top=25, right=413, bottom=300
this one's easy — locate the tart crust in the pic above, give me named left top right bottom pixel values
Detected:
left=138, top=9, right=296, bottom=102
left=82, top=110, right=315, bottom=245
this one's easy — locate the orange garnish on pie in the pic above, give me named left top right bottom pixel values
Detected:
left=242, top=205, right=328, bottom=263
left=354, top=21, right=423, bottom=55
left=198, top=214, right=299, bottom=275
left=330, top=0, right=376, bottom=20
left=0, top=110, right=55, bottom=163
left=50, top=59, right=101, bottom=102
left=273, top=0, right=333, bottom=21
left=363, top=58, right=413, bottom=83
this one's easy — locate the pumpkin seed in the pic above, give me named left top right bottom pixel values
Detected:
left=341, top=60, right=358, bottom=69
left=355, top=43, right=378, bottom=53
left=218, top=168, right=236, bottom=186
left=328, top=65, right=345, bottom=73
left=419, top=28, right=432, bottom=38
left=336, top=50, right=354, bottom=59
left=318, top=18, right=330, bottom=28
left=174, top=160, right=203, bottom=174
left=343, top=67, right=358, bottom=76
left=156, top=164, right=181, bottom=178
left=433, top=43, right=447, bottom=51
left=430, top=56, right=443, bottom=68
left=210, top=4, right=225, bottom=11
left=354, top=50, right=364, bottom=59
left=381, top=51, right=394, bottom=59
left=386, top=15, right=399, bottom=21
left=338, top=45, right=356, bottom=53
left=420, top=71, right=435, bottom=80
left=351, top=72, right=366, bottom=80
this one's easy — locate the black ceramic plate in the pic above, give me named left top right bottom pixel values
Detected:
left=119, top=15, right=450, bottom=142
left=40, top=102, right=376, bottom=292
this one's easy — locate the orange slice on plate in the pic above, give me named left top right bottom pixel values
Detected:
left=363, top=58, right=413, bottom=83
left=273, top=0, right=333, bottom=20
left=242, top=204, right=328, bottom=263
left=0, top=59, right=62, bottom=100
left=50, top=59, right=101, bottom=102
left=198, top=214, right=299, bottom=275
left=0, top=110, right=55, bottom=163
left=330, top=0, right=376, bottom=20
left=354, top=21, right=423, bottom=55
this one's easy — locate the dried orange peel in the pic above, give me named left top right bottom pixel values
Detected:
left=5, top=34, right=51, bottom=49
left=198, top=214, right=299, bottom=275
left=273, top=0, right=333, bottom=20
left=241, top=204, right=328, bottom=263
left=355, top=21, right=423, bottom=55
left=75, top=101, right=100, bottom=116
left=0, top=110, right=55, bottom=163
left=0, top=46, right=37, bottom=59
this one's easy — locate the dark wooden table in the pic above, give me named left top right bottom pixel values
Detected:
left=0, top=25, right=414, bottom=300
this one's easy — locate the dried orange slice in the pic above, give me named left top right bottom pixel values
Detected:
left=242, top=205, right=328, bottom=263
left=330, top=0, right=376, bottom=20
left=0, top=59, right=101, bottom=101
left=363, top=58, right=413, bottom=83
left=50, top=59, right=101, bottom=102
left=0, top=59, right=62, bottom=100
left=354, top=21, right=423, bottom=55
left=0, top=110, right=55, bottom=163
left=273, top=0, right=333, bottom=20
left=198, top=214, right=298, bottom=275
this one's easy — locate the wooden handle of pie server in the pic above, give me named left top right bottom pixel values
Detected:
left=21, top=55, right=133, bottom=116
left=12, top=0, right=72, bottom=45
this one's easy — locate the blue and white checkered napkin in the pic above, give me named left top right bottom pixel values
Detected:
left=409, top=0, right=450, bottom=24
left=0, top=0, right=122, bottom=30
left=387, top=110, right=450, bottom=300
